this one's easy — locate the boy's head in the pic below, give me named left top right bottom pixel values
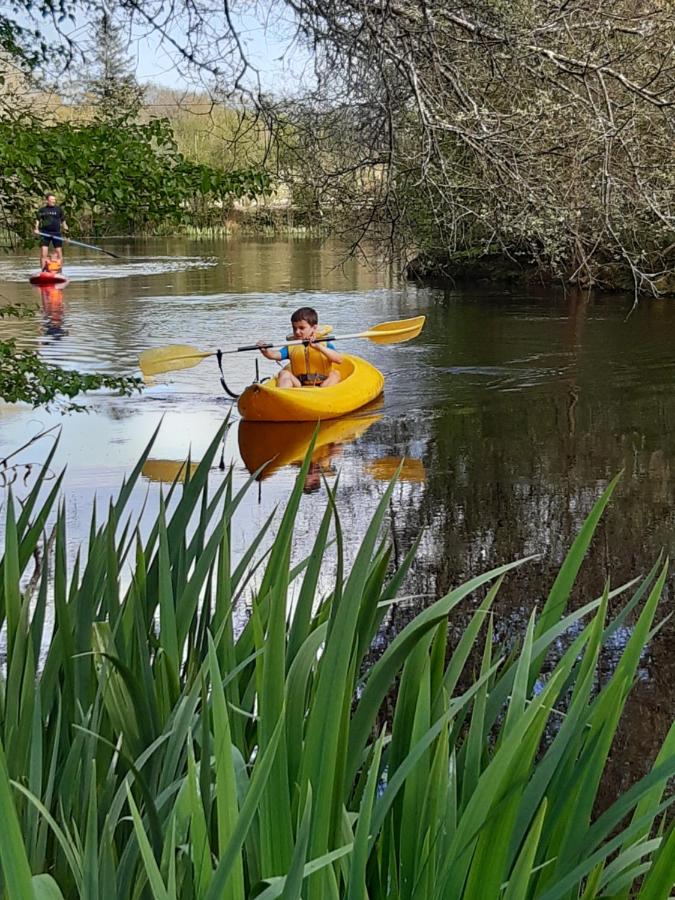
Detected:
left=290, top=306, right=318, bottom=340
left=45, top=193, right=57, bottom=206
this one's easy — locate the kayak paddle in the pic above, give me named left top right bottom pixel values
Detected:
left=139, top=315, right=426, bottom=377
left=36, top=231, right=130, bottom=259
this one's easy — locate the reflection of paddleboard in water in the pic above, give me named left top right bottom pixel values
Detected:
left=40, top=286, right=67, bottom=338
left=30, top=271, right=68, bottom=286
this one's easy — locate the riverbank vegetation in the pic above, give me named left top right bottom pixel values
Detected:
left=0, top=423, right=674, bottom=898
left=0, top=12, right=269, bottom=241
left=2, top=1, right=672, bottom=296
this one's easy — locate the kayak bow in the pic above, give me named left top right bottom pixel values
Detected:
left=237, top=354, right=384, bottom=422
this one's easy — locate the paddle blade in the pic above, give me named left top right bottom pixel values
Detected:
left=363, top=315, right=426, bottom=344
left=139, top=345, right=212, bottom=377
left=366, top=457, right=427, bottom=482
left=141, top=458, right=200, bottom=483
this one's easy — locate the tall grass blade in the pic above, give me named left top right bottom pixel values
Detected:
left=83, top=763, right=99, bottom=900
left=538, top=799, right=674, bottom=900
left=187, top=737, right=212, bottom=897
left=126, top=785, right=170, bottom=900
left=460, top=613, right=493, bottom=811
left=255, top=845, right=353, bottom=900
left=287, top=500, right=333, bottom=665
left=3, top=489, right=21, bottom=658
left=0, top=740, right=34, bottom=897
left=636, top=821, right=675, bottom=899
left=279, top=784, right=313, bottom=900
left=600, top=837, right=661, bottom=895
left=502, top=798, right=548, bottom=900
left=207, top=636, right=244, bottom=900
left=31, top=874, right=67, bottom=899
left=300, top=474, right=401, bottom=892
left=347, top=729, right=385, bottom=900
left=348, top=559, right=528, bottom=784
left=532, top=473, right=620, bottom=673
left=614, top=721, right=675, bottom=897
left=203, top=713, right=285, bottom=900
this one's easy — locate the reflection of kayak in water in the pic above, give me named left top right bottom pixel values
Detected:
left=237, top=355, right=384, bottom=422
left=238, top=409, right=382, bottom=479
left=30, top=272, right=68, bottom=286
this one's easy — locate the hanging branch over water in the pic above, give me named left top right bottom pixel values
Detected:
left=267, top=0, right=674, bottom=296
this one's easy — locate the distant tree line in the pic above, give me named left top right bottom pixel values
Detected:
left=0, top=6, right=269, bottom=242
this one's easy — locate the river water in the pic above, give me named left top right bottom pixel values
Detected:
left=1, top=236, right=673, bottom=799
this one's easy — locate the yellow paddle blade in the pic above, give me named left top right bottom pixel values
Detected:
left=363, top=315, right=426, bottom=345
left=139, top=344, right=213, bottom=377
left=142, top=459, right=200, bottom=483
left=366, top=457, right=427, bottom=483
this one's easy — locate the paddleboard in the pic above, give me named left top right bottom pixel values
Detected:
left=29, top=272, right=68, bottom=286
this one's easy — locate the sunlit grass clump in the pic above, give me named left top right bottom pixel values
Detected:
left=0, top=422, right=674, bottom=899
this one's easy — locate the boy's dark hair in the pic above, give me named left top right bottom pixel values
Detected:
left=291, top=307, right=318, bottom=326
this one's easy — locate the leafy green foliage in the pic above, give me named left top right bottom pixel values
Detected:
left=0, top=423, right=673, bottom=897
left=0, top=302, right=141, bottom=407
left=0, top=337, right=142, bottom=407
left=0, top=117, right=270, bottom=237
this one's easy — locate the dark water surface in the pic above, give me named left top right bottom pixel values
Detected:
left=1, top=236, right=673, bottom=797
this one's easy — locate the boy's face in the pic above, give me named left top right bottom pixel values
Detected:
left=292, top=319, right=316, bottom=340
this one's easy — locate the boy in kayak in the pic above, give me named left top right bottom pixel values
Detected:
left=258, top=307, right=343, bottom=388
left=34, top=193, right=68, bottom=270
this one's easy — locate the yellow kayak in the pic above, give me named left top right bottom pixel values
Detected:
left=238, top=407, right=382, bottom=479
left=237, top=354, right=384, bottom=422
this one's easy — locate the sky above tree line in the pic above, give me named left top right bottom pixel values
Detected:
left=33, top=2, right=310, bottom=95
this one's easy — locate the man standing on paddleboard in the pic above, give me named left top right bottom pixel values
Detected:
left=34, top=193, right=68, bottom=271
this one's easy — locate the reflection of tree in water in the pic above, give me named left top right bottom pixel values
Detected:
left=348, top=327, right=675, bottom=809
left=99, top=401, right=142, bottom=420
